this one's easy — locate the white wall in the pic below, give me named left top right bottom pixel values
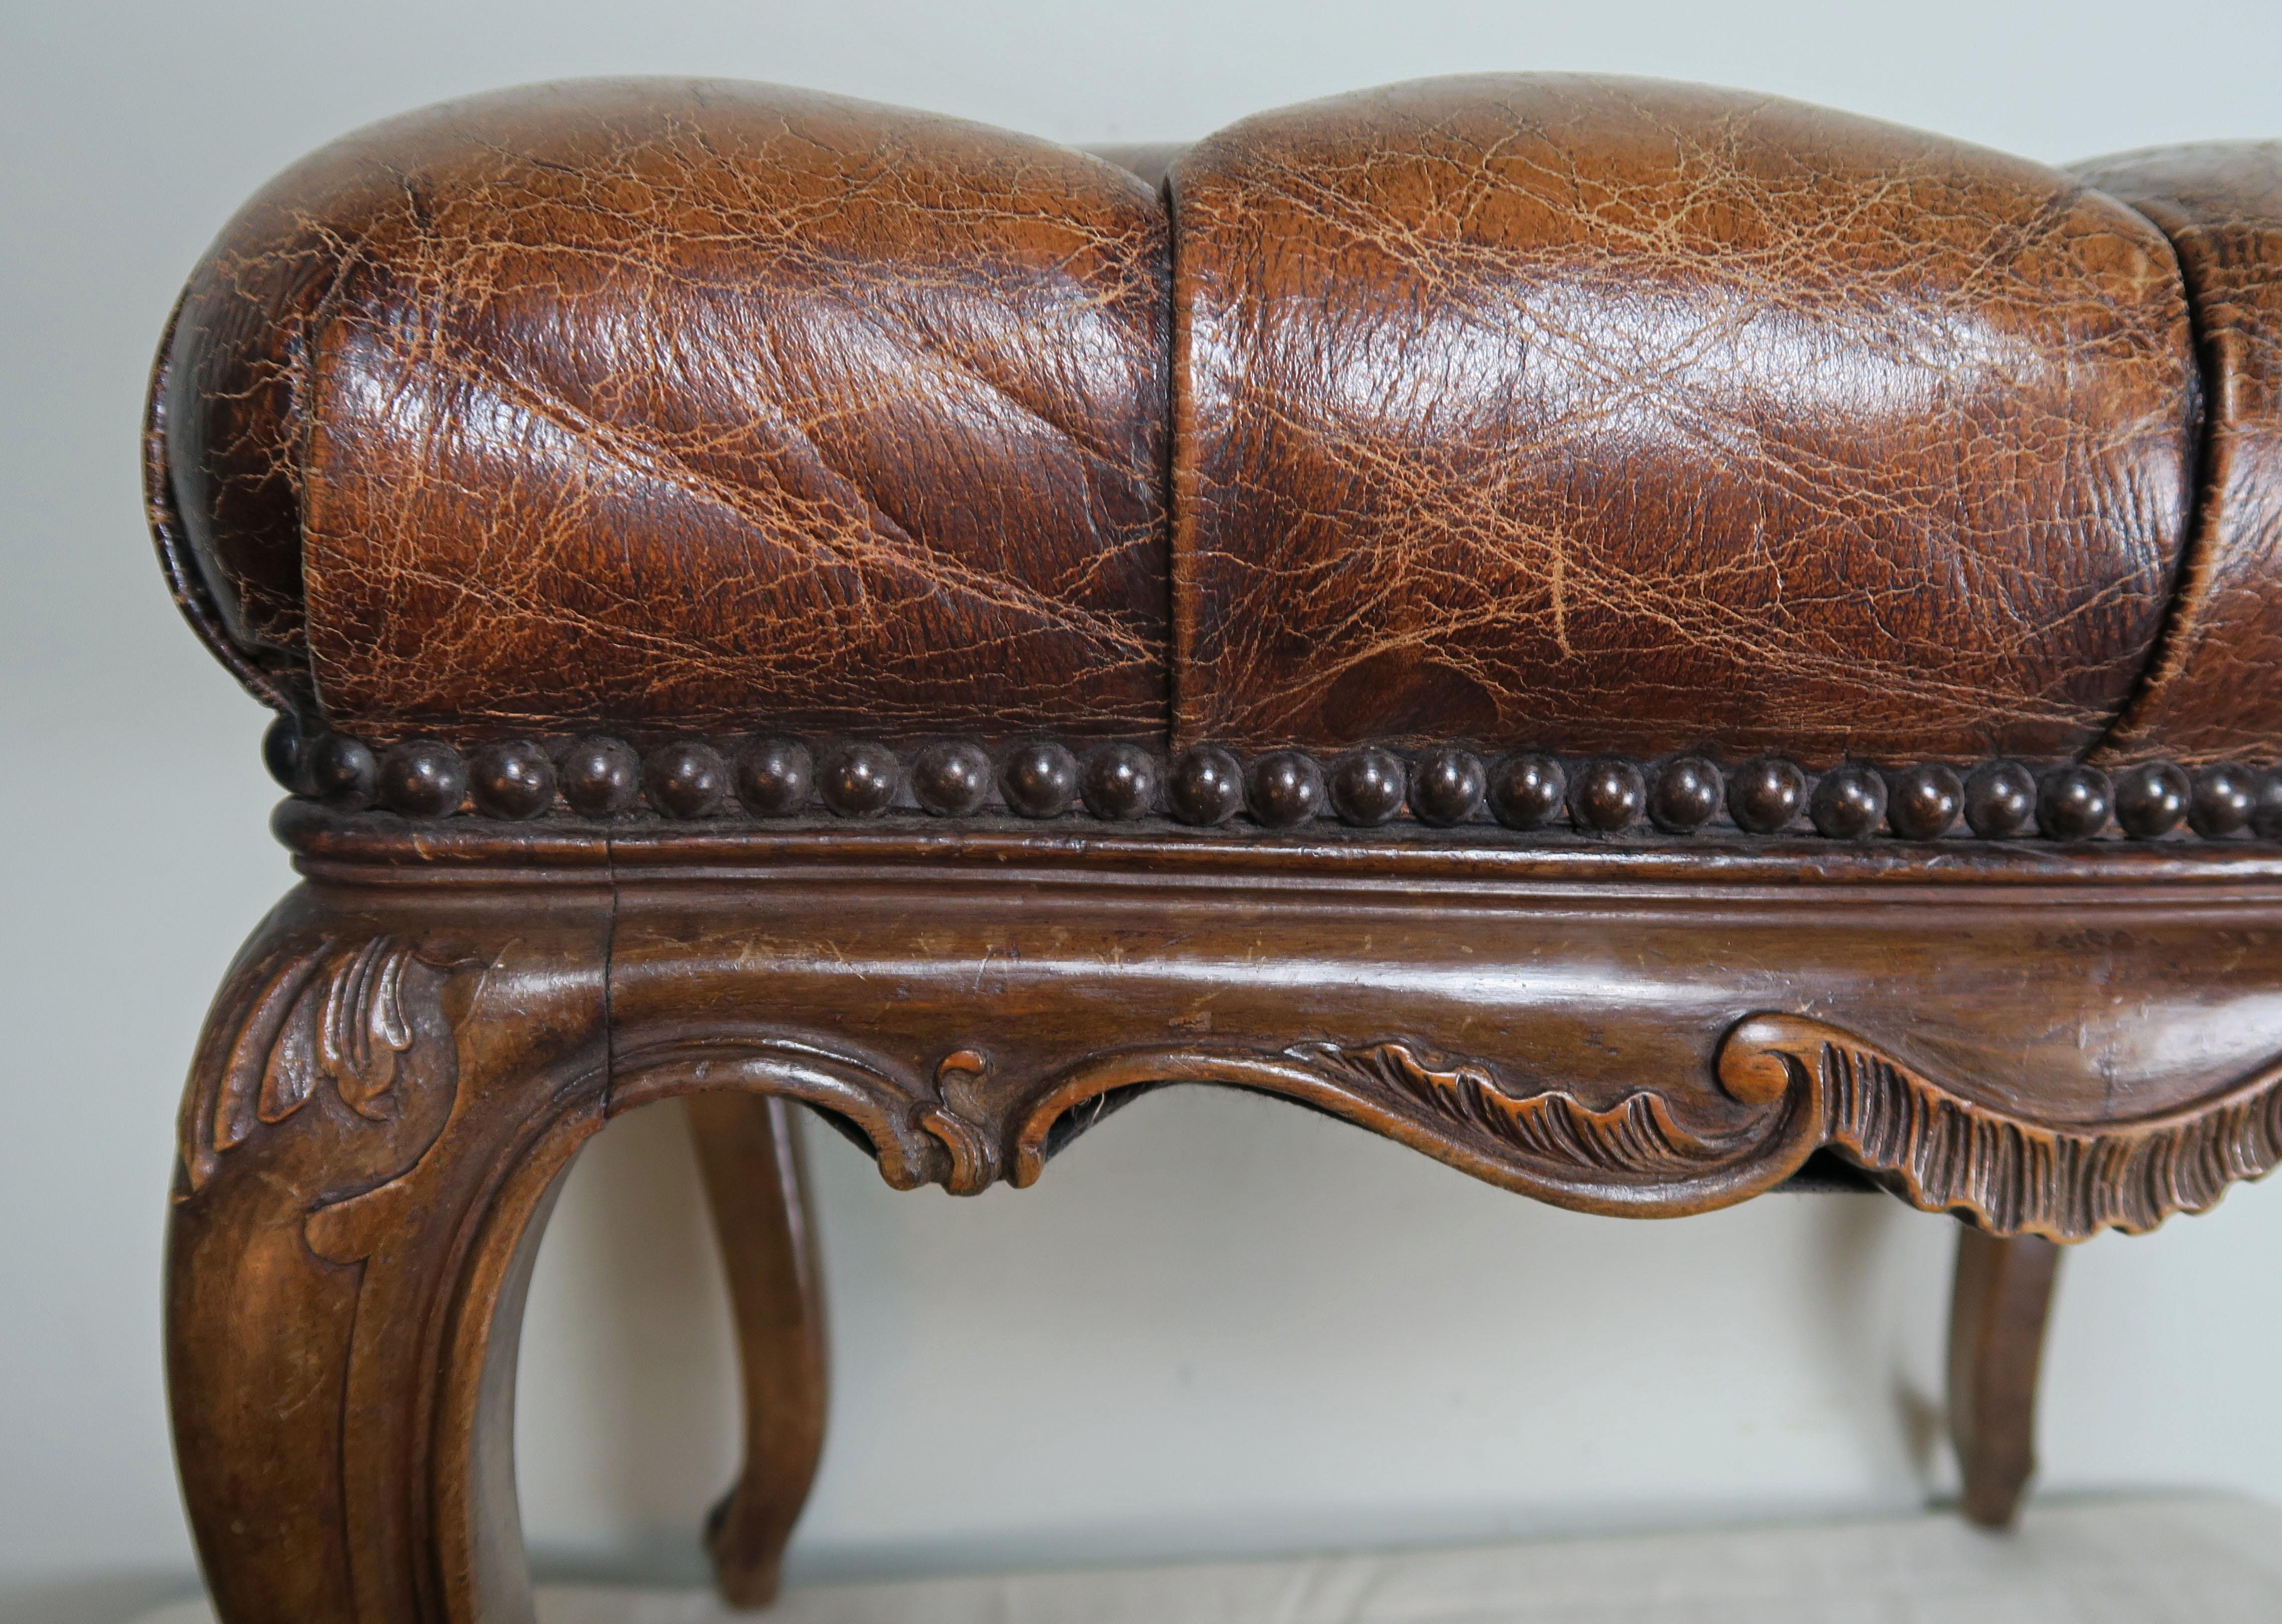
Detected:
left=6, top=3, right=2282, bottom=1619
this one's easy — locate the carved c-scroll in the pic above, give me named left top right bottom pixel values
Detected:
left=1008, top=1036, right=1822, bottom=1217
left=1717, top=1015, right=2282, bottom=1240
left=605, top=1033, right=1002, bottom=1194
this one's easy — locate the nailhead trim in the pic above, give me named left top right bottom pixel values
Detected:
left=264, top=717, right=2282, bottom=843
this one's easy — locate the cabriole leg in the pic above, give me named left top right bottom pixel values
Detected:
left=165, top=885, right=611, bottom=1623
left=688, top=1095, right=829, bottom=1609
left=1946, top=1221, right=2064, bottom=1528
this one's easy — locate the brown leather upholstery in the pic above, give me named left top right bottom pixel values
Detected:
left=2076, top=143, right=2282, bottom=765
left=150, top=74, right=2282, bottom=798
left=1170, top=77, right=2195, bottom=763
left=152, top=79, right=1170, bottom=743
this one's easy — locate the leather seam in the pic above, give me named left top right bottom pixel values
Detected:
left=2084, top=188, right=2221, bottom=762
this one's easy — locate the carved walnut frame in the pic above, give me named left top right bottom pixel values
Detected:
left=167, top=805, right=2282, bottom=1623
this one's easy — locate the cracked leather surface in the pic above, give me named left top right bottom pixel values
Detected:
left=1169, top=76, right=2196, bottom=762
left=155, top=76, right=2282, bottom=767
left=2076, top=143, right=2282, bottom=765
left=160, top=78, right=1169, bottom=742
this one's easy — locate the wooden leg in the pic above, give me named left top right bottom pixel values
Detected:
left=688, top=1095, right=829, bottom=1609
left=1947, top=1222, right=2064, bottom=1528
left=166, top=889, right=612, bottom=1623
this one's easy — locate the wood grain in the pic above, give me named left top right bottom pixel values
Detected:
left=1948, top=1225, right=2064, bottom=1527
left=687, top=1095, right=828, bottom=1609
left=165, top=814, right=2282, bottom=1620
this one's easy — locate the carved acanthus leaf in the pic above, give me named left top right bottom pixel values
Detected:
left=183, top=935, right=436, bottom=1194
left=1719, top=1015, right=2282, bottom=1240
left=1288, top=1039, right=1760, bottom=1173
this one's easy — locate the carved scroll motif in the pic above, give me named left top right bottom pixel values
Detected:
left=180, top=935, right=445, bottom=1195
left=1718, top=1015, right=2282, bottom=1240
left=609, top=1028, right=1814, bottom=1213
left=608, top=1034, right=1002, bottom=1194
left=1006, top=1035, right=1819, bottom=1216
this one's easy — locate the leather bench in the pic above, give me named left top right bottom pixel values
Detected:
left=150, top=74, right=2282, bottom=1623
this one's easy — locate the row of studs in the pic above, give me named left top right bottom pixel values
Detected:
left=267, top=718, right=2282, bottom=842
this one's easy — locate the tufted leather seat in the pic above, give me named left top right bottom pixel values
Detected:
left=152, top=80, right=1172, bottom=746
left=1172, top=78, right=2192, bottom=764
left=150, top=75, right=2282, bottom=838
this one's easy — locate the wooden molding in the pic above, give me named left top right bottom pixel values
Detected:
left=163, top=810, right=2282, bottom=1622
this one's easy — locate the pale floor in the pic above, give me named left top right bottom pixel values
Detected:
left=140, top=1495, right=2282, bottom=1624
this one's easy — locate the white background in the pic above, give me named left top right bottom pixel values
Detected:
left=6, top=3, right=2282, bottom=1620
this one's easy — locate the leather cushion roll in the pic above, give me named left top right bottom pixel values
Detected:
left=1169, top=75, right=2197, bottom=762
left=157, top=78, right=1170, bottom=742
left=2075, top=143, right=2282, bottom=765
